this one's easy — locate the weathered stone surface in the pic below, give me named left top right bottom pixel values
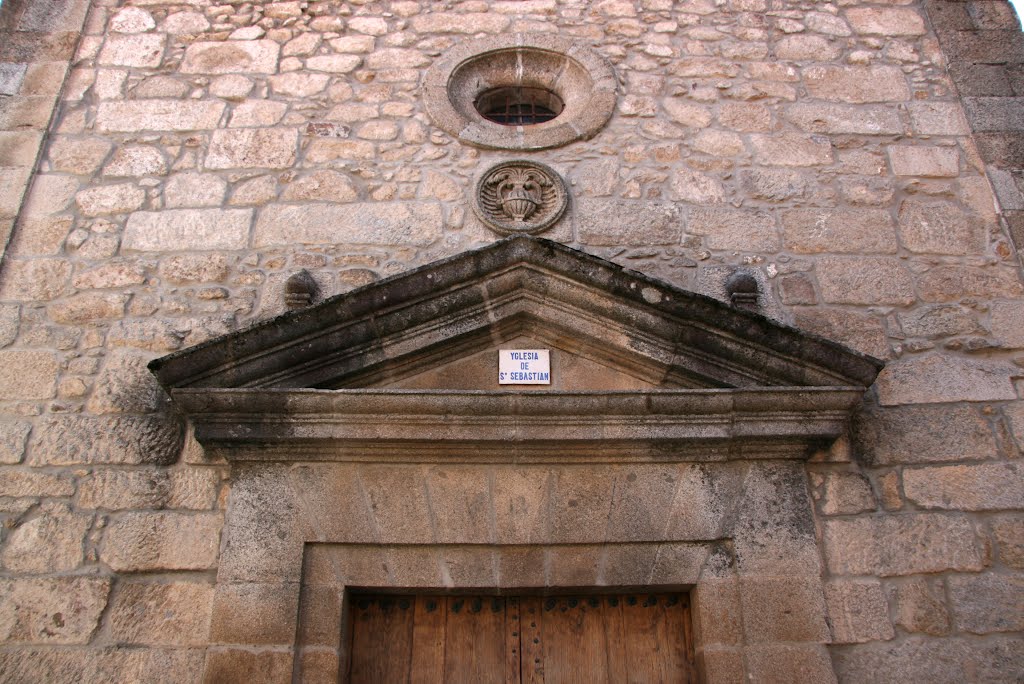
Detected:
left=904, top=463, right=1024, bottom=511
left=992, top=515, right=1024, bottom=568
left=817, top=471, right=877, bottom=516
left=948, top=573, right=1024, bottom=634
left=163, top=173, right=227, bottom=208
left=48, top=292, right=129, bottom=325
left=917, top=266, right=1024, bottom=302
left=268, top=72, right=329, bottom=97
left=1, top=502, right=91, bottom=573
left=181, top=40, right=280, bottom=74
left=75, top=183, right=145, bottom=216
left=254, top=202, right=442, bottom=247
left=833, top=637, right=1011, bottom=683
left=823, top=514, right=984, bottom=576
left=847, top=7, right=925, bottom=35
left=745, top=644, right=837, bottom=684
left=228, top=100, right=287, bottom=128
left=854, top=404, right=997, bottom=465
left=306, top=54, right=361, bottom=73
left=899, top=304, right=980, bottom=339
left=281, top=170, right=358, bottom=202
left=103, top=146, right=167, bottom=177
left=0, top=577, right=110, bottom=644
left=785, top=103, right=902, bottom=135
left=742, top=169, right=809, bottom=201
left=876, top=355, right=1016, bottom=405
left=803, top=66, right=910, bottom=103
left=740, top=577, right=830, bottom=643
left=663, top=99, right=712, bottom=127
left=0, top=422, right=31, bottom=464
left=109, top=581, right=213, bottom=646
left=209, top=74, right=253, bottom=99
left=110, top=7, right=155, bottom=33
left=48, top=137, right=112, bottom=174
left=990, top=301, right=1024, bottom=348
left=102, top=511, right=222, bottom=571
left=782, top=209, right=896, bottom=254
left=670, top=169, right=726, bottom=204
left=816, top=257, right=914, bottom=305
left=158, top=254, right=230, bottom=284
left=893, top=577, right=951, bottom=636
left=0, top=469, right=74, bottom=497
left=0, top=350, right=58, bottom=399
left=686, top=207, right=778, bottom=252
left=411, top=12, right=510, bottom=33
left=0, top=648, right=206, bottom=683
left=573, top=199, right=681, bottom=246
left=897, top=199, right=985, bottom=254
left=889, top=146, right=960, bottom=177
left=205, top=128, right=297, bottom=169
left=204, top=648, right=294, bottom=683
left=98, top=33, right=165, bottom=68
left=123, top=209, right=252, bottom=252
left=775, top=35, right=841, bottom=61
left=30, top=415, right=183, bottom=466
left=96, top=100, right=225, bottom=132
left=826, top=579, right=894, bottom=643
left=751, top=134, right=833, bottom=166
left=908, top=102, right=970, bottom=135
left=87, top=349, right=167, bottom=414
left=0, top=259, right=72, bottom=301
left=78, top=467, right=220, bottom=511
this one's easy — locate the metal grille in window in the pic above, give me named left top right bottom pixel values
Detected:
left=475, top=86, right=565, bottom=126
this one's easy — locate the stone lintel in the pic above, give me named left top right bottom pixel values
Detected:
left=172, top=387, right=863, bottom=461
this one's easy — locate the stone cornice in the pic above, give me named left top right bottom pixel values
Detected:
left=173, top=386, right=865, bottom=462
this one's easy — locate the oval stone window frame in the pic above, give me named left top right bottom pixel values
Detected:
left=423, top=34, right=617, bottom=151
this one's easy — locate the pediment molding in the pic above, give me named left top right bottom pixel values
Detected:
left=151, top=237, right=883, bottom=462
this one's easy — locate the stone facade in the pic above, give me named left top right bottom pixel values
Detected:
left=0, top=0, right=1022, bottom=681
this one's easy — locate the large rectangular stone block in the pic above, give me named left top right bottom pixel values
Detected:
left=903, top=463, right=1024, bottom=510
left=824, top=514, right=985, bottom=576
left=785, top=103, right=903, bottom=135
left=0, top=577, right=110, bottom=644
left=782, top=209, right=896, bottom=254
left=0, top=350, right=58, bottom=399
left=575, top=198, right=681, bottom=245
left=96, top=100, right=225, bottom=132
left=686, top=207, right=778, bottom=252
left=875, top=355, right=1017, bottom=405
left=109, top=581, right=214, bottom=646
left=816, top=256, right=915, bottom=305
left=205, top=128, right=298, bottom=169
left=254, top=202, right=442, bottom=247
left=803, top=66, right=910, bottom=103
left=101, top=511, right=223, bottom=571
left=123, top=208, right=252, bottom=251
left=180, top=40, right=280, bottom=74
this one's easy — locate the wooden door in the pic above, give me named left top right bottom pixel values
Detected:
left=347, top=593, right=697, bottom=683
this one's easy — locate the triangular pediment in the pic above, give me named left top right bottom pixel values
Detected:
left=150, top=236, right=881, bottom=393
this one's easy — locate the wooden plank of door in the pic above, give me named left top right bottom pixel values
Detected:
left=664, top=594, right=699, bottom=684
left=505, top=597, right=522, bottom=684
left=444, top=596, right=508, bottom=684
left=410, top=595, right=446, bottom=684
left=520, top=596, right=545, bottom=684
left=348, top=595, right=415, bottom=684
left=601, top=595, right=629, bottom=684
left=540, top=596, right=610, bottom=684
left=619, top=593, right=665, bottom=684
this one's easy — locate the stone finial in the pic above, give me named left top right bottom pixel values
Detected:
left=285, top=270, right=318, bottom=309
left=726, top=270, right=759, bottom=312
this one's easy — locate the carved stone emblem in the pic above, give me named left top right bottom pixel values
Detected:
left=474, top=160, right=568, bottom=235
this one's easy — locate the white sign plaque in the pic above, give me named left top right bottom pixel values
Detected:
left=498, top=349, right=551, bottom=385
